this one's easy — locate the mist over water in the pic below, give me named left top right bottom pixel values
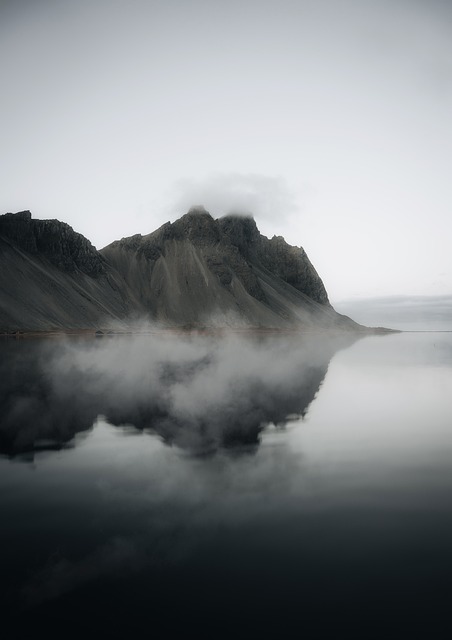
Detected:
left=1, top=331, right=452, bottom=637
left=0, top=332, right=351, bottom=456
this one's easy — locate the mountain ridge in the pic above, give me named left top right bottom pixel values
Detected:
left=0, top=207, right=362, bottom=332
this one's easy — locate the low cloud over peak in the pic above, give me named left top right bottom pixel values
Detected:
left=170, top=173, right=298, bottom=224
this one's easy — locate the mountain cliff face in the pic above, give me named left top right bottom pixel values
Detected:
left=0, top=211, right=104, bottom=276
left=0, top=207, right=360, bottom=332
left=218, top=214, right=329, bottom=304
left=0, top=211, right=141, bottom=331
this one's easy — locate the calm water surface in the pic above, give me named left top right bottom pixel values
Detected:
left=1, top=332, right=452, bottom=638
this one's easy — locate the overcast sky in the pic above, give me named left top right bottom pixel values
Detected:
left=1, top=0, right=451, bottom=301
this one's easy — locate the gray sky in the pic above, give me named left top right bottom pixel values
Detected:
left=1, top=0, right=451, bottom=301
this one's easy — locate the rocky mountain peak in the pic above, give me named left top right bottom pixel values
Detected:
left=171, top=207, right=220, bottom=244
left=3, top=210, right=32, bottom=221
left=187, top=204, right=209, bottom=214
left=218, top=214, right=260, bottom=255
left=0, top=210, right=105, bottom=277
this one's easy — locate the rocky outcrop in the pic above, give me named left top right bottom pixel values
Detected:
left=218, top=214, right=330, bottom=304
left=0, top=210, right=104, bottom=276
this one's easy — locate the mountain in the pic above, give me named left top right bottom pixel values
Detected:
left=0, top=211, right=140, bottom=331
left=0, top=207, right=361, bottom=332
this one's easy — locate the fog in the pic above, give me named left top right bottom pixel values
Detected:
left=170, top=173, right=298, bottom=227
left=0, top=332, right=357, bottom=457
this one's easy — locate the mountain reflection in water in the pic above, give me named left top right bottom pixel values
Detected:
left=1, top=332, right=452, bottom=639
left=0, top=332, right=354, bottom=457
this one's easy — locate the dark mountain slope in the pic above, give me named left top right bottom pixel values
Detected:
left=0, top=211, right=142, bottom=331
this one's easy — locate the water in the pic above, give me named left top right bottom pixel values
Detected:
left=1, top=331, right=452, bottom=638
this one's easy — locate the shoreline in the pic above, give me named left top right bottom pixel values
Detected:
left=1, top=326, right=399, bottom=339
